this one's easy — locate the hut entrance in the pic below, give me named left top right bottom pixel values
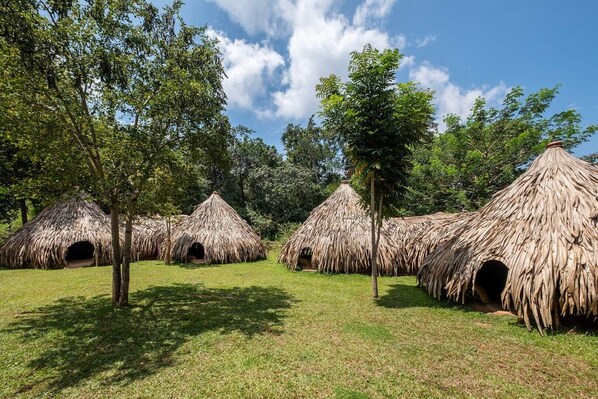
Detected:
left=66, top=241, right=96, bottom=268
left=187, top=243, right=205, bottom=264
left=475, top=260, right=508, bottom=306
left=298, top=247, right=315, bottom=271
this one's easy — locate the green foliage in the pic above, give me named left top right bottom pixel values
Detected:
left=282, top=116, right=343, bottom=184
left=582, top=152, right=598, bottom=165
left=1, top=0, right=230, bottom=210
left=404, top=86, right=598, bottom=214
left=317, top=44, right=435, bottom=216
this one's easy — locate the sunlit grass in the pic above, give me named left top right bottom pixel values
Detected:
left=0, top=253, right=596, bottom=398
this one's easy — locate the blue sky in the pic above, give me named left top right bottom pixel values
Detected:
left=155, top=0, right=598, bottom=157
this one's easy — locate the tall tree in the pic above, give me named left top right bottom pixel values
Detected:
left=404, top=87, right=597, bottom=214
left=317, top=44, right=435, bottom=298
left=1, top=0, right=230, bottom=305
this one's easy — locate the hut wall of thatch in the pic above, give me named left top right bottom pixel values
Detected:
left=278, top=181, right=397, bottom=274
left=387, top=212, right=474, bottom=275
left=163, top=194, right=266, bottom=263
left=131, top=216, right=166, bottom=261
left=418, top=142, right=598, bottom=331
left=0, top=197, right=113, bottom=269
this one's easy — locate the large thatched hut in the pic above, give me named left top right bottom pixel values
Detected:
left=165, top=193, right=266, bottom=264
left=279, top=181, right=397, bottom=274
left=0, top=197, right=113, bottom=269
left=418, top=142, right=598, bottom=331
left=387, top=212, right=474, bottom=275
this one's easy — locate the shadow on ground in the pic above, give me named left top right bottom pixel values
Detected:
left=7, top=283, right=294, bottom=395
left=380, top=283, right=598, bottom=336
left=377, top=283, right=449, bottom=309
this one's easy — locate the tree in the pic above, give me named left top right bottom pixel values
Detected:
left=228, top=128, right=282, bottom=208
left=282, top=116, right=342, bottom=184
left=582, top=152, right=598, bottom=165
left=317, top=44, right=435, bottom=298
left=1, top=0, right=230, bottom=305
left=404, top=86, right=597, bottom=214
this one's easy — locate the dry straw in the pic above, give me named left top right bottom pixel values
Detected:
left=0, top=196, right=113, bottom=269
left=131, top=216, right=166, bottom=261
left=164, top=193, right=266, bottom=263
left=418, top=142, right=598, bottom=331
left=279, top=181, right=397, bottom=274
left=387, top=212, right=475, bottom=275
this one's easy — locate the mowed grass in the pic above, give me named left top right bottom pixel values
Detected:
left=0, top=253, right=596, bottom=399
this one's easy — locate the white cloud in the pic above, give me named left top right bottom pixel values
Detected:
left=272, top=0, right=394, bottom=119
left=208, top=29, right=285, bottom=110
left=206, top=0, right=289, bottom=35
left=353, top=0, right=397, bottom=26
left=410, top=62, right=508, bottom=130
left=416, top=35, right=436, bottom=48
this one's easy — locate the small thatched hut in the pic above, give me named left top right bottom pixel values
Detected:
left=387, top=212, right=474, bottom=275
left=131, top=216, right=166, bottom=261
left=278, top=181, right=396, bottom=274
left=418, top=142, right=598, bottom=331
left=165, top=193, right=266, bottom=264
left=0, top=197, right=113, bottom=269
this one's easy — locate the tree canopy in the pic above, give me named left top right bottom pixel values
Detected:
left=404, top=86, right=597, bottom=214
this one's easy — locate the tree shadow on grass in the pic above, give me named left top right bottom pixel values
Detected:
left=7, top=283, right=295, bottom=396
left=377, top=283, right=450, bottom=309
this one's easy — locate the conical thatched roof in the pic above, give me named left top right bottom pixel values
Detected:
left=387, top=212, right=474, bottom=275
left=418, top=142, right=598, bottom=331
left=165, top=193, right=266, bottom=263
left=0, top=197, right=113, bottom=269
left=278, top=181, right=397, bottom=274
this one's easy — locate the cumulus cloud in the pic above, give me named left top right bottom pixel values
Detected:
left=353, top=0, right=397, bottom=26
left=272, top=0, right=395, bottom=118
left=209, top=29, right=285, bottom=110
left=409, top=62, right=508, bottom=130
left=206, top=0, right=287, bottom=35
left=209, top=0, right=503, bottom=127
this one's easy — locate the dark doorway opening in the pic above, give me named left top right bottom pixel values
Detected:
left=66, top=241, right=95, bottom=268
left=298, top=247, right=314, bottom=270
left=475, top=260, right=509, bottom=304
left=187, top=243, right=205, bottom=263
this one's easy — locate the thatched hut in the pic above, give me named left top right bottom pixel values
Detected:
left=387, top=212, right=474, bottom=275
left=131, top=216, right=166, bottom=261
left=165, top=193, right=266, bottom=264
left=418, top=142, right=598, bottom=331
left=0, top=197, right=113, bottom=269
left=278, top=181, right=397, bottom=274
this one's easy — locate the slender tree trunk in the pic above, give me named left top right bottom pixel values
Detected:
left=165, top=218, right=171, bottom=266
left=370, top=177, right=379, bottom=299
left=110, top=204, right=122, bottom=305
left=19, top=199, right=28, bottom=224
left=120, top=211, right=134, bottom=306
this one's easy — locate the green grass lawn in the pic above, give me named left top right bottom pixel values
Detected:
left=0, top=253, right=596, bottom=399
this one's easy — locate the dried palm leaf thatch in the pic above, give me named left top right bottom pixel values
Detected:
left=155, top=214, right=188, bottom=259
left=131, top=216, right=166, bottom=261
left=164, top=193, right=266, bottom=263
left=278, top=181, right=397, bottom=274
left=0, top=197, right=113, bottom=269
left=418, top=142, right=598, bottom=332
left=387, top=212, right=475, bottom=275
